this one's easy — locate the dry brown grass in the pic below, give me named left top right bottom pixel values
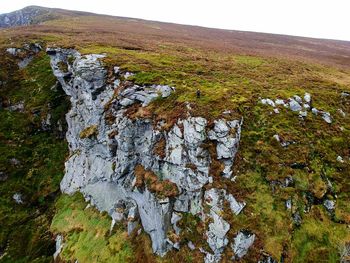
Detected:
left=1, top=11, right=350, bottom=68
left=134, top=164, right=178, bottom=198
left=153, top=137, right=166, bottom=159
left=79, top=125, right=98, bottom=139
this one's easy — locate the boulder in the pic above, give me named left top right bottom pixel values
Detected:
left=293, top=95, right=303, bottom=104
left=13, top=193, right=23, bottom=204
left=289, top=99, right=302, bottom=112
left=337, top=156, right=344, bottom=163
left=338, top=109, right=346, bottom=117
left=323, top=200, right=335, bottom=213
left=341, top=92, right=350, bottom=98
left=304, top=93, right=311, bottom=104
left=275, top=99, right=286, bottom=106
left=261, top=98, right=275, bottom=107
left=321, top=111, right=332, bottom=124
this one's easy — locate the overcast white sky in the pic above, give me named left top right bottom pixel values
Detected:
left=1, top=0, right=350, bottom=41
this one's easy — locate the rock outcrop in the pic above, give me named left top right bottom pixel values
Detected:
left=47, top=48, right=246, bottom=260
left=6, top=43, right=42, bottom=69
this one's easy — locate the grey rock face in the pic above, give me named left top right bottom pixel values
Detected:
left=171, top=212, right=182, bottom=235
left=293, top=95, right=303, bottom=104
left=226, top=193, right=246, bottom=215
left=232, top=231, right=255, bottom=259
left=208, top=119, right=242, bottom=178
left=299, top=110, right=307, bottom=118
left=285, top=199, right=292, bottom=210
left=204, top=188, right=245, bottom=216
left=207, top=212, right=230, bottom=255
left=10, top=158, right=21, bottom=166
left=272, top=134, right=295, bottom=148
left=48, top=47, right=244, bottom=259
left=204, top=188, right=246, bottom=260
left=41, top=113, right=52, bottom=131
left=188, top=241, right=195, bottom=250
left=204, top=189, right=230, bottom=259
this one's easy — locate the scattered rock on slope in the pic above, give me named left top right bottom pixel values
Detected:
left=260, top=93, right=333, bottom=123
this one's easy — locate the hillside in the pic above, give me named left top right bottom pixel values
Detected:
left=1, top=6, right=350, bottom=68
left=0, top=6, right=349, bottom=263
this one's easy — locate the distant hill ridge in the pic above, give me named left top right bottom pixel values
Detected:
left=0, top=6, right=93, bottom=28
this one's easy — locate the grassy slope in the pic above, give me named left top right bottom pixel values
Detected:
left=0, top=50, right=69, bottom=262
left=0, top=10, right=349, bottom=262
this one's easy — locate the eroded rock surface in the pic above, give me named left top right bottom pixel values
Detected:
left=232, top=231, right=255, bottom=259
left=204, top=188, right=245, bottom=261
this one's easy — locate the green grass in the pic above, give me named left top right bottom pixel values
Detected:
left=291, top=207, right=349, bottom=263
left=51, top=193, right=134, bottom=263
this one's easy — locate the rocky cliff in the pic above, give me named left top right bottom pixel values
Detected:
left=47, top=47, right=254, bottom=262
left=2, top=8, right=350, bottom=261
